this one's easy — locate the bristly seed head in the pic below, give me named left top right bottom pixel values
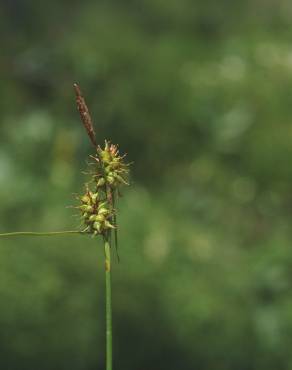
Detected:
left=78, top=188, right=115, bottom=236
left=94, top=140, right=130, bottom=189
left=74, top=84, right=130, bottom=240
left=77, top=140, right=129, bottom=237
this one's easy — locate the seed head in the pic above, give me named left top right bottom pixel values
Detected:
left=78, top=188, right=115, bottom=236
left=74, top=85, right=131, bottom=241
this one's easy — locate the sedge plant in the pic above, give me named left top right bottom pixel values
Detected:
left=0, top=84, right=130, bottom=370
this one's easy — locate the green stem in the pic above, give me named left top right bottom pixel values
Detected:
left=104, top=238, right=113, bottom=370
left=0, top=231, right=85, bottom=237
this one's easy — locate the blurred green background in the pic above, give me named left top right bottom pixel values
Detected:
left=1, top=1, right=292, bottom=369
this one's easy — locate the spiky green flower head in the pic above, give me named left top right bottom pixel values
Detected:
left=77, top=141, right=130, bottom=237
left=78, top=187, right=115, bottom=236
left=95, top=141, right=130, bottom=189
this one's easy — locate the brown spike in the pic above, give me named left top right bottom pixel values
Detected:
left=73, top=83, right=97, bottom=147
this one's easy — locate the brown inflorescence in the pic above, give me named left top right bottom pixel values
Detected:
left=73, top=83, right=97, bottom=147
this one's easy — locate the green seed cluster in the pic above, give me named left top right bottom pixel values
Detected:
left=95, top=141, right=129, bottom=188
left=79, top=190, right=115, bottom=235
left=78, top=141, right=129, bottom=236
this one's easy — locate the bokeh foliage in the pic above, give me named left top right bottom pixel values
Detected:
left=1, top=0, right=292, bottom=369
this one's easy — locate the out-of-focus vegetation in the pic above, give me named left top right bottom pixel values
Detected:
left=1, top=1, right=292, bottom=369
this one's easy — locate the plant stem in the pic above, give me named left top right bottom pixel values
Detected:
left=104, top=238, right=113, bottom=370
left=0, top=231, right=85, bottom=237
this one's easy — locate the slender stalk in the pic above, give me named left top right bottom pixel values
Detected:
left=0, top=231, right=85, bottom=237
left=104, top=238, right=113, bottom=370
